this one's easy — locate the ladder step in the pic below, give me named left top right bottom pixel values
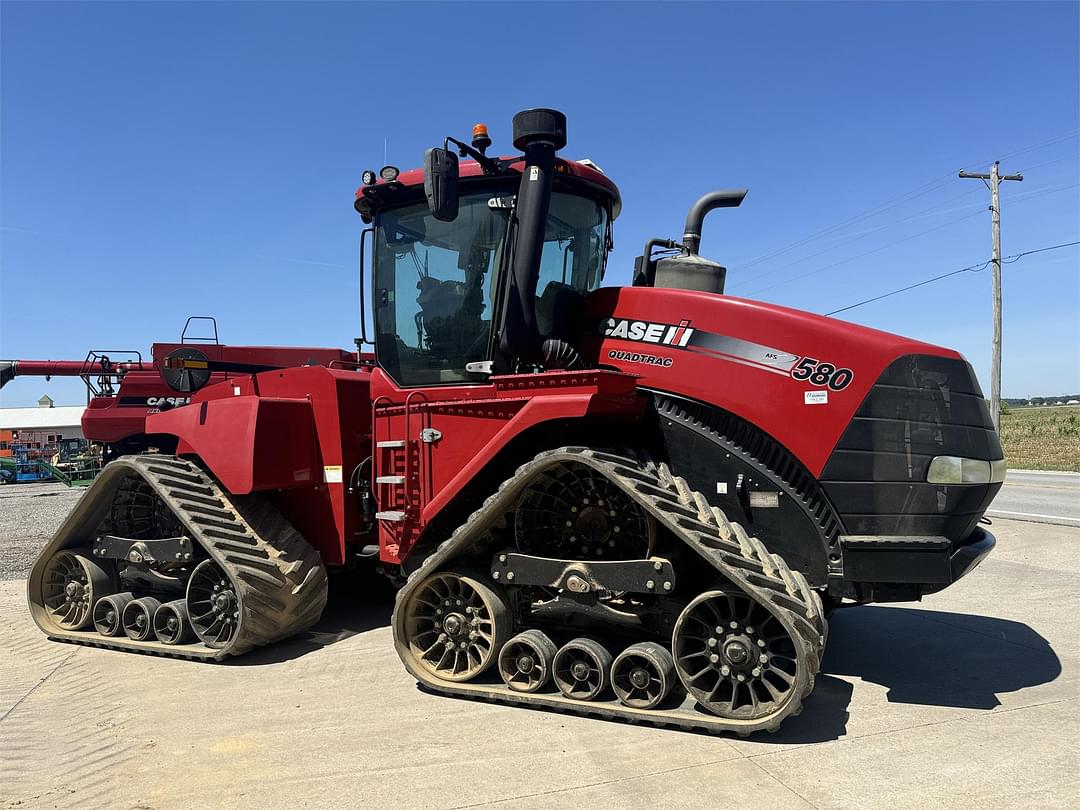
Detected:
left=376, top=475, right=406, bottom=485
left=375, top=510, right=407, bottom=522
left=377, top=440, right=406, bottom=449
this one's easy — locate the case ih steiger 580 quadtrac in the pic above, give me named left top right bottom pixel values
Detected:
left=23, top=110, right=1003, bottom=735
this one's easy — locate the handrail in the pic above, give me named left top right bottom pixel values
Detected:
left=404, top=390, right=430, bottom=512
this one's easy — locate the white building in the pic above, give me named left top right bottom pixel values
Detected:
left=0, top=396, right=85, bottom=453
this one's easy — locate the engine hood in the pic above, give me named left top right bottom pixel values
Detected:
left=582, top=286, right=967, bottom=476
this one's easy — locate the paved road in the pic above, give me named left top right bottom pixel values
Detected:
left=2, top=517, right=1077, bottom=809
left=988, top=470, right=1080, bottom=528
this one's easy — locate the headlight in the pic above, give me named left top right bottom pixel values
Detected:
left=927, top=456, right=1007, bottom=484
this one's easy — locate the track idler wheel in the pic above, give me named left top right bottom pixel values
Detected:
left=122, top=596, right=163, bottom=641
left=402, top=570, right=511, bottom=683
left=672, top=590, right=800, bottom=720
left=40, top=549, right=114, bottom=630
left=498, top=629, right=558, bottom=693
left=553, top=638, right=613, bottom=701
left=611, top=641, right=676, bottom=709
left=153, top=599, right=194, bottom=645
left=186, top=559, right=241, bottom=649
left=93, top=592, right=135, bottom=636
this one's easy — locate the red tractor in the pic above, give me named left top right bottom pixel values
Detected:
left=25, top=110, right=1003, bottom=735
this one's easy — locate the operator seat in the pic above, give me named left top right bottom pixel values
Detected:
left=536, top=281, right=585, bottom=370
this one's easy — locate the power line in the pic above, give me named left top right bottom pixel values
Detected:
left=734, top=176, right=956, bottom=270
left=742, top=181, right=1078, bottom=296
left=1013, top=152, right=1080, bottom=174
left=731, top=128, right=1079, bottom=271
left=975, top=129, right=1080, bottom=168
left=744, top=207, right=986, bottom=296
left=749, top=179, right=1077, bottom=284
left=739, top=186, right=982, bottom=285
left=825, top=241, right=1080, bottom=317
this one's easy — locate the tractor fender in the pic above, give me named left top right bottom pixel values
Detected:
left=146, top=395, right=320, bottom=494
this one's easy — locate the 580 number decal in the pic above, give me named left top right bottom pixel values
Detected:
left=790, top=357, right=854, bottom=391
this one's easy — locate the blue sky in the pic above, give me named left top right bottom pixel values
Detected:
left=2, top=1, right=1077, bottom=407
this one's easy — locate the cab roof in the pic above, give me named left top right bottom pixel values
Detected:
left=354, top=157, right=622, bottom=223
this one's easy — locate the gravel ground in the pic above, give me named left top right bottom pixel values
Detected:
left=0, top=481, right=85, bottom=579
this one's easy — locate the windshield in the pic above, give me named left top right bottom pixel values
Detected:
left=374, top=191, right=609, bottom=386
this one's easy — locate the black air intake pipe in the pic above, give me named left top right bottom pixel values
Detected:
left=498, top=108, right=567, bottom=364
left=682, top=189, right=747, bottom=255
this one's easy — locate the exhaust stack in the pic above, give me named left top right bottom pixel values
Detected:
left=682, top=189, right=747, bottom=255
left=654, top=189, right=747, bottom=295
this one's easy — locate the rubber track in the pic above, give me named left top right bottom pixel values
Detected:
left=391, top=446, right=827, bottom=736
left=26, top=455, right=328, bottom=661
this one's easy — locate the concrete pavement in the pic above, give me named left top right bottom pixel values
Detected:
left=2, top=517, right=1077, bottom=809
left=989, top=470, right=1080, bottom=528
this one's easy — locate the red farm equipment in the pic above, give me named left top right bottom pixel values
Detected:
left=2, top=317, right=361, bottom=461
left=19, top=110, right=1003, bottom=735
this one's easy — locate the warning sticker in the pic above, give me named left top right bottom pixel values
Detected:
left=804, top=390, right=828, bottom=405
left=323, top=465, right=343, bottom=484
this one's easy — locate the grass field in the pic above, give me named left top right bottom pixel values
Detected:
left=999, top=405, right=1080, bottom=471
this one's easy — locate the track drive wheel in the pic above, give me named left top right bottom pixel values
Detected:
left=553, top=638, right=613, bottom=701
left=111, top=476, right=183, bottom=539
left=186, top=559, right=241, bottom=648
left=498, top=629, right=558, bottom=693
left=611, top=641, right=676, bottom=709
left=40, top=549, right=114, bottom=630
left=673, top=590, right=801, bottom=720
left=515, top=463, right=655, bottom=560
left=402, top=570, right=511, bottom=683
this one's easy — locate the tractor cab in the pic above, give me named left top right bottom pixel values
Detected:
left=355, top=110, right=621, bottom=386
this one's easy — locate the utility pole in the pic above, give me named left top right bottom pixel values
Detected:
left=959, top=161, right=1022, bottom=432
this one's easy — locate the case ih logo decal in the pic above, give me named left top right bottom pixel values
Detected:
left=601, top=317, right=852, bottom=389
left=601, top=318, right=695, bottom=346
left=119, top=396, right=192, bottom=408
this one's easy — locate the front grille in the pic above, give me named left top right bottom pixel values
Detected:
left=820, top=354, right=1003, bottom=542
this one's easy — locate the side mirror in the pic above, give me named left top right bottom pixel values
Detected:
left=423, top=147, right=459, bottom=221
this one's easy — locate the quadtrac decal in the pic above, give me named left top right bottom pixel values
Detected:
left=600, top=317, right=854, bottom=388
left=606, top=349, right=673, bottom=368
